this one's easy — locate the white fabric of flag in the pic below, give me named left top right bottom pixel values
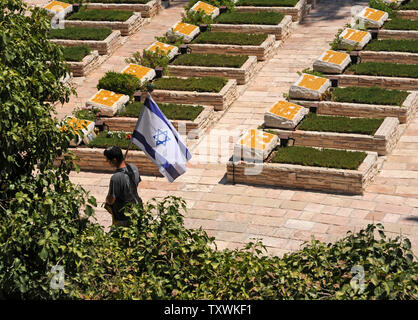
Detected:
left=130, top=93, right=192, bottom=182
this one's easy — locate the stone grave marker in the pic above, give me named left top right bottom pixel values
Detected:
left=339, top=28, right=372, bottom=50
left=44, top=0, right=73, bottom=16
left=190, top=1, right=220, bottom=18
left=234, top=129, right=278, bottom=162
left=264, top=101, right=308, bottom=129
left=60, top=116, right=96, bottom=146
left=356, top=7, right=388, bottom=28
left=313, top=49, right=351, bottom=74
left=289, top=74, right=331, bottom=100
left=121, top=64, right=156, bottom=84
left=170, top=22, right=200, bottom=43
left=146, top=41, right=179, bottom=60
left=86, top=89, right=129, bottom=116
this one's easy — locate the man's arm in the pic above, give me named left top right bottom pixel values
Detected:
left=106, top=177, right=116, bottom=205
left=106, top=194, right=116, bottom=205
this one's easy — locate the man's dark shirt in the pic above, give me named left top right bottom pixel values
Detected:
left=107, top=163, right=141, bottom=221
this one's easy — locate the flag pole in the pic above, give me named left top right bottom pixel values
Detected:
left=124, top=140, right=132, bottom=160
left=125, top=85, right=153, bottom=161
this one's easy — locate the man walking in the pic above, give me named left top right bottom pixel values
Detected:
left=104, top=146, right=142, bottom=226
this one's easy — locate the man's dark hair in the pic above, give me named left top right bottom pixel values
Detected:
left=104, top=146, right=124, bottom=166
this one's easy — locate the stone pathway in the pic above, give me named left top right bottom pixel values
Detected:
left=41, top=0, right=417, bottom=256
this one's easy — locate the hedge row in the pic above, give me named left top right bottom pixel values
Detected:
left=117, top=102, right=204, bottom=121
left=67, top=7, right=134, bottom=22
left=171, top=53, right=249, bottom=68
left=62, top=45, right=91, bottom=62
left=97, top=72, right=141, bottom=96
left=348, top=62, right=418, bottom=79
left=270, top=145, right=367, bottom=170
left=215, top=11, right=285, bottom=25
left=299, top=113, right=384, bottom=136
left=192, top=31, right=268, bottom=46
left=48, top=26, right=113, bottom=41
left=401, top=0, right=418, bottom=10
left=383, top=18, right=418, bottom=30
left=331, top=86, right=409, bottom=106
left=365, top=39, right=418, bottom=53
left=236, top=0, right=299, bottom=7
left=154, top=76, right=228, bottom=93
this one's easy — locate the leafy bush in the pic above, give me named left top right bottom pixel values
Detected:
left=236, top=0, right=299, bottom=7
left=270, top=146, right=367, bottom=170
left=331, top=87, right=409, bottom=106
left=384, top=17, right=418, bottom=30
left=298, top=113, right=384, bottom=136
left=348, top=62, right=418, bottom=79
left=88, top=130, right=140, bottom=150
left=73, top=106, right=102, bottom=121
left=181, top=9, right=214, bottom=26
left=369, top=0, right=396, bottom=17
left=48, top=26, right=113, bottom=40
left=66, top=196, right=418, bottom=300
left=171, top=53, right=248, bottom=68
left=155, top=32, right=186, bottom=47
left=0, top=0, right=95, bottom=299
left=365, top=39, right=418, bottom=53
left=67, top=7, right=133, bottom=22
left=401, top=0, right=418, bottom=10
left=154, top=76, right=228, bottom=93
left=126, top=48, right=170, bottom=75
left=192, top=31, right=267, bottom=45
left=62, top=45, right=91, bottom=62
left=117, top=102, right=204, bottom=121
left=97, top=71, right=141, bottom=97
left=215, top=11, right=285, bottom=25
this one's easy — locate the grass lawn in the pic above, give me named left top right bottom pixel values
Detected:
left=67, top=7, right=134, bottom=22
left=364, top=39, right=418, bottom=53
left=154, top=76, right=228, bottom=93
left=270, top=146, right=367, bottom=170
left=298, top=113, right=384, bottom=136
left=331, top=87, right=410, bottom=106
left=117, top=102, right=204, bottom=121
left=48, top=27, right=113, bottom=41
left=192, top=31, right=268, bottom=46
left=62, top=45, right=91, bottom=62
left=347, top=62, right=418, bottom=79
left=383, top=18, right=418, bottom=30
left=171, top=53, right=249, bottom=68
left=215, top=11, right=285, bottom=25
left=401, top=0, right=418, bottom=10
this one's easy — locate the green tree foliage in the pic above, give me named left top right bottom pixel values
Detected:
left=0, top=0, right=95, bottom=299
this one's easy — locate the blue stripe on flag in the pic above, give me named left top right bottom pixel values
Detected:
left=132, top=130, right=181, bottom=180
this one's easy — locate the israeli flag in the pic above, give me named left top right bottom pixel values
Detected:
left=131, top=93, right=192, bottom=182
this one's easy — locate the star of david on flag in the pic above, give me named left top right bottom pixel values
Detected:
left=153, top=129, right=170, bottom=146
left=130, top=93, right=192, bottom=182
